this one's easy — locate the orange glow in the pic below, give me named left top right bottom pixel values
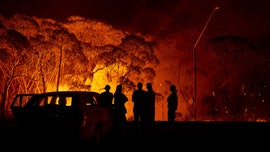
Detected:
left=1, top=12, right=268, bottom=122
left=46, top=64, right=135, bottom=120
left=91, top=64, right=127, bottom=93
left=58, top=85, right=72, bottom=92
left=91, top=64, right=134, bottom=120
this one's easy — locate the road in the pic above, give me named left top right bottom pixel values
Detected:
left=101, top=121, right=270, bottom=148
left=1, top=120, right=269, bottom=150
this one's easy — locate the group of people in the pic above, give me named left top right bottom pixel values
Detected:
left=98, top=82, right=179, bottom=123
left=98, top=84, right=128, bottom=123
left=132, top=82, right=155, bottom=123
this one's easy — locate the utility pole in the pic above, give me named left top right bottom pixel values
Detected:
left=193, top=6, right=220, bottom=120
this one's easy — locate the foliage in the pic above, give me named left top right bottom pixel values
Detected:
left=0, top=14, right=160, bottom=119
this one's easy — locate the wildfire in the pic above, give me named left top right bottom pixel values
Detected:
left=0, top=13, right=268, bottom=122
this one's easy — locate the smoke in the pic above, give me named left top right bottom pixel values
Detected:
left=1, top=0, right=270, bottom=41
left=0, top=0, right=269, bottom=121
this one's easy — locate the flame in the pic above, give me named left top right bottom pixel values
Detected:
left=45, top=64, right=135, bottom=120
left=91, top=64, right=128, bottom=94
left=91, top=64, right=134, bottom=119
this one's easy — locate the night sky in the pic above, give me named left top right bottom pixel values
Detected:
left=1, top=0, right=270, bottom=49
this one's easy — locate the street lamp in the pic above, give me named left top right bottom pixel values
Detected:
left=193, top=6, right=220, bottom=120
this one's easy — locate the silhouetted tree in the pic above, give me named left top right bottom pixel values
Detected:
left=0, top=15, right=161, bottom=119
left=0, top=29, right=32, bottom=119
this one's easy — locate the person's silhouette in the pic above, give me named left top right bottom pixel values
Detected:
left=167, top=85, right=178, bottom=122
left=99, top=84, right=114, bottom=107
left=132, top=82, right=147, bottom=122
left=113, top=84, right=128, bottom=123
left=146, top=82, right=155, bottom=122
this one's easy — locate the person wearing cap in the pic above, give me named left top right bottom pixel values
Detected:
left=99, top=84, right=114, bottom=107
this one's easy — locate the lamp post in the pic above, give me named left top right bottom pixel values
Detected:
left=193, top=6, right=220, bottom=120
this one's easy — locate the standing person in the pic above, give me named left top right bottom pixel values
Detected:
left=99, top=84, right=114, bottom=107
left=132, top=82, right=147, bottom=122
left=113, top=84, right=128, bottom=123
left=167, top=84, right=178, bottom=122
left=146, top=82, right=155, bottom=122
